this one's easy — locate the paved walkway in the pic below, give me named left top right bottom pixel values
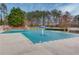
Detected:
left=0, top=33, right=79, bottom=55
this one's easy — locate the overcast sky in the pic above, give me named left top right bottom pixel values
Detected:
left=6, top=3, right=79, bottom=15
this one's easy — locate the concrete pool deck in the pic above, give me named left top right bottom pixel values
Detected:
left=36, top=37, right=79, bottom=55
left=0, top=33, right=79, bottom=55
left=0, top=33, right=52, bottom=55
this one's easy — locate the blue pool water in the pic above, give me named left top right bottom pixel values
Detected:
left=3, top=30, right=79, bottom=44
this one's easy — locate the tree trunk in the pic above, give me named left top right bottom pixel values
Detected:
left=42, top=16, right=44, bottom=26
left=1, top=12, right=3, bottom=22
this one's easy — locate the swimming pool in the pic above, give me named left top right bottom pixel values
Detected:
left=3, top=30, right=79, bottom=44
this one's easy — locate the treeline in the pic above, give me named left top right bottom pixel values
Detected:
left=0, top=3, right=79, bottom=27
left=26, top=9, right=71, bottom=27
